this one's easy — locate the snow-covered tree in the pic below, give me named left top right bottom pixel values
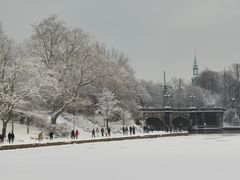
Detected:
left=96, top=89, right=122, bottom=125
left=28, top=15, right=113, bottom=124
left=0, top=25, right=39, bottom=137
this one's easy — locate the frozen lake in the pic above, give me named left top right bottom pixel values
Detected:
left=1, top=134, right=240, bottom=180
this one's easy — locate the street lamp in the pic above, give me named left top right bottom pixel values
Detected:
left=231, top=97, right=236, bottom=108
left=189, top=93, right=196, bottom=108
left=73, top=117, right=76, bottom=130
left=164, top=93, right=171, bottom=108
left=105, top=109, right=109, bottom=129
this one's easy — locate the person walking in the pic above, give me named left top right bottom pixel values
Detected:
left=7, top=132, right=11, bottom=144
left=105, top=127, right=108, bottom=137
left=122, top=126, right=125, bottom=135
left=38, top=131, right=44, bottom=142
left=107, top=127, right=111, bottom=137
left=101, top=127, right=104, bottom=137
left=75, top=129, right=79, bottom=139
left=71, top=130, right=75, bottom=139
left=11, top=132, right=15, bottom=143
left=49, top=131, right=54, bottom=140
left=92, top=128, right=96, bottom=138
left=125, top=126, right=128, bottom=135
left=129, top=126, right=132, bottom=135
left=132, top=126, right=135, bottom=135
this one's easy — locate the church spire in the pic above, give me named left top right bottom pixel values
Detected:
left=194, top=50, right=197, bottom=67
left=192, top=51, right=199, bottom=85
left=193, top=51, right=198, bottom=76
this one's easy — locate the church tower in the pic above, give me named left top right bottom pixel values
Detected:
left=192, top=52, right=199, bottom=85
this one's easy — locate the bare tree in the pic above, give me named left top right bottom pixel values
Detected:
left=0, top=26, right=38, bottom=137
left=28, top=15, right=117, bottom=124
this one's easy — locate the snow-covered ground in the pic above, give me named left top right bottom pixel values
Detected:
left=0, top=118, right=168, bottom=146
left=1, top=134, right=240, bottom=180
left=0, top=112, right=140, bottom=145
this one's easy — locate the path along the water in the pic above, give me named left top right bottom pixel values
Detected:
left=0, top=131, right=188, bottom=151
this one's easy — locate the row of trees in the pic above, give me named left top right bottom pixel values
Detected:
left=139, top=79, right=210, bottom=108
left=1, top=15, right=239, bottom=137
left=139, top=64, right=240, bottom=111
left=195, top=64, right=240, bottom=109
left=0, top=15, right=139, bottom=137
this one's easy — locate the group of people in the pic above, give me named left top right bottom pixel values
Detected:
left=7, top=131, right=15, bottom=144
left=143, top=125, right=184, bottom=133
left=38, top=131, right=44, bottom=141
left=71, top=129, right=80, bottom=139
left=122, top=126, right=136, bottom=135
left=92, top=127, right=111, bottom=138
left=37, top=131, right=54, bottom=141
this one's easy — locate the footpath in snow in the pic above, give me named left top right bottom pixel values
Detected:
left=0, top=131, right=188, bottom=151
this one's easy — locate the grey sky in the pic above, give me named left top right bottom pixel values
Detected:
left=0, top=0, right=240, bottom=82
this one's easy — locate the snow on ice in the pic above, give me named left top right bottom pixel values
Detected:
left=0, top=134, right=240, bottom=180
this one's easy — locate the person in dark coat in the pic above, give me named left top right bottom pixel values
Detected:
left=125, top=126, right=128, bottom=135
left=129, top=126, right=132, bottom=135
left=101, top=127, right=104, bottom=137
left=107, top=127, right=111, bottom=137
left=132, top=126, right=135, bottom=135
left=71, top=130, right=75, bottom=139
left=8, top=132, right=11, bottom=144
left=92, top=128, right=95, bottom=138
left=49, top=132, right=54, bottom=140
left=11, top=132, right=15, bottom=143
left=122, top=126, right=125, bottom=135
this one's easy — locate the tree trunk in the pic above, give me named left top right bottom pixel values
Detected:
left=51, top=104, right=68, bottom=124
left=2, top=121, right=8, bottom=138
left=51, top=113, right=59, bottom=125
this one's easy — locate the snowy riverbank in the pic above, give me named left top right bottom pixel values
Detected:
left=0, top=131, right=188, bottom=150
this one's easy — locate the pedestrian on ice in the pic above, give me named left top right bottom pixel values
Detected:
left=92, top=128, right=96, bottom=138
left=107, top=127, right=111, bottom=137
left=122, top=126, right=125, bottom=135
left=75, top=129, right=79, bottom=139
left=71, top=130, right=75, bottom=139
left=125, top=126, right=128, bottom=135
left=101, top=127, right=104, bottom=137
left=129, top=126, right=132, bottom=135
left=38, top=131, right=44, bottom=142
left=105, top=127, right=108, bottom=137
left=11, top=131, right=15, bottom=143
left=49, top=131, right=54, bottom=140
left=8, top=132, right=11, bottom=144
left=132, top=126, right=135, bottom=135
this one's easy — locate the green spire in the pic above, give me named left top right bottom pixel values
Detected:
left=193, top=51, right=198, bottom=68
left=192, top=51, right=199, bottom=85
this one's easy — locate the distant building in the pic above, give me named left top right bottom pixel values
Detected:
left=192, top=53, right=199, bottom=85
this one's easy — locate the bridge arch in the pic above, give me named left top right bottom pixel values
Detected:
left=171, top=116, right=190, bottom=131
left=145, top=117, right=166, bottom=131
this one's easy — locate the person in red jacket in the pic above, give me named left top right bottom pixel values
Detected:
left=75, top=129, right=79, bottom=139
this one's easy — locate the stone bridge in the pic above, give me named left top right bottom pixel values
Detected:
left=139, top=107, right=225, bottom=133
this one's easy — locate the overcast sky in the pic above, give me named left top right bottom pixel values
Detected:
left=0, top=0, right=240, bottom=82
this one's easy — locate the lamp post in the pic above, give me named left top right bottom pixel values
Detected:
left=164, top=93, right=171, bottom=108
left=105, top=109, right=109, bottom=129
left=231, top=97, right=236, bottom=108
left=190, top=93, right=196, bottom=108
